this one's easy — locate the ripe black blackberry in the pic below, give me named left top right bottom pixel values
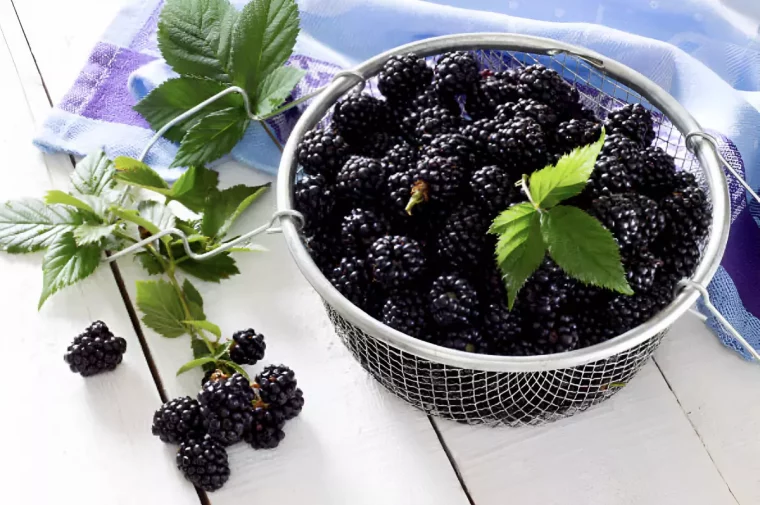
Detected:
left=335, top=156, right=388, bottom=204
left=516, top=64, right=580, bottom=117
left=520, top=259, right=572, bottom=317
left=332, top=92, right=388, bottom=142
left=401, top=155, right=466, bottom=214
left=330, top=256, right=370, bottom=307
left=424, top=133, right=479, bottom=172
left=437, top=328, right=490, bottom=353
left=229, top=328, right=266, bottom=366
left=358, top=131, right=396, bottom=158
left=624, top=251, right=662, bottom=293
left=461, top=117, right=500, bottom=155
left=429, top=274, right=480, bottom=327
left=272, top=388, right=305, bottom=421
left=304, top=225, right=341, bottom=273
left=656, top=237, right=701, bottom=287
left=495, top=98, right=559, bottom=130
left=202, top=369, right=228, bottom=387
left=176, top=435, right=230, bottom=492
left=637, top=146, right=677, bottom=199
left=672, top=171, right=699, bottom=192
left=604, top=103, right=656, bottom=147
left=605, top=291, right=657, bottom=334
left=590, top=194, right=663, bottom=252
left=661, top=184, right=710, bottom=243
left=436, top=205, right=490, bottom=270
left=255, top=364, right=298, bottom=406
left=465, top=72, right=519, bottom=119
left=245, top=405, right=285, bottom=449
left=368, top=235, right=426, bottom=289
left=415, top=105, right=460, bottom=142
left=482, top=303, right=523, bottom=352
left=486, top=116, right=548, bottom=172
left=64, top=321, right=127, bottom=377
left=599, top=133, right=645, bottom=185
left=470, top=165, right=516, bottom=216
left=577, top=310, right=617, bottom=347
left=294, top=174, right=334, bottom=227
left=552, top=119, right=603, bottom=158
left=152, top=396, right=204, bottom=444
left=381, top=293, right=428, bottom=337
left=382, top=141, right=419, bottom=175
left=527, top=314, right=580, bottom=354
left=433, top=51, right=480, bottom=96
left=340, top=208, right=390, bottom=254
left=297, top=127, right=350, bottom=179
left=198, top=373, right=255, bottom=446
left=377, top=53, right=433, bottom=104
left=582, top=156, right=633, bottom=201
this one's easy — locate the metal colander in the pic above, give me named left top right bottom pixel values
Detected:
left=276, top=34, right=731, bottom=426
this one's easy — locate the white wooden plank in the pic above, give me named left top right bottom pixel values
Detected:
left=0, top=6, right=201, bottom=504
left=434, top=361, right=738, bottom=505
left=655, top=314, right=760, bottom=504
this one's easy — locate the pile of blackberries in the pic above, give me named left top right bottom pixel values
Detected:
left=295, top=51, right=709, bottom=356
left=151, top=330, right=304, bottom=492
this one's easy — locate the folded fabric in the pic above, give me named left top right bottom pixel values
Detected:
left=33, top=0, right=760, bottom=359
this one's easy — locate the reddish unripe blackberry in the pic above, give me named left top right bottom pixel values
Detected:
left=470, top=165, right=516, bottom=216
left=495, top=98, right=559, bottom=130
left=256, top=364, right=299, bottom=406
left=382, top=293, right=428, bottom=337
left=332, top=92, right=388, bottom=142
left=64, top=321, right=127, bottom=377
left=340, top=208, right=390, bottom=253
left=377, top=53, right=433, bottom=104
left=330, top=256, right=370, bottom=307
left=604, top=103, right=656, bottom=146
left=297, top=128, right=350, bottom=179
left=152, top=396, right=205, bottom=444
left=229, top=329, right=266, bottom=366
left=436, top=204, right=490, bottom=270
left=433, top=51, right=480, bottom=96
left=368, top=235, right=426, bottom=289
left=429, top=274, right=480, bottom=327
left=335, top=156, right=388, bottom=204
left=465, top=72, right=519, bottom=119
left=198, top=373, right=255, bottom=446
left=486, top=116, right=548, bottom=172
left=176, top=435, right=230, bottom=492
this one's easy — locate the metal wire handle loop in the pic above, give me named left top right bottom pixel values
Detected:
left=546, top=48, right=605, bottom=69
left=685, top=131, right=760, bottom=205
left=677, top=279, right=760, bottom=362
left=105, top=209, right=304, bottom=264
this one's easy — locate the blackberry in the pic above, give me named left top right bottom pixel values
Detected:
left=381, top=293, right=428, bottom=337
left=330, top=256, right=370, bottom=307
left=583, top=156, right=633, bottom=201
left=294, top=174, right=334, bottom=227
left=176, top=435, right=230, bottom=492
left=64, top=321, right=127, bottom=377
left=495, top=98, right=559, bottom=130
left=340, top=208, right=390, bottom=254
left=577, top=311, right=617, bottom=348
left=474, top=261, right=508, bottom=304
left=245, top=405, right=285, bottom=449
left=332, top=92, right=388, bottom=142
left=377, top=53, right=433, bottom=104
left=335, top=156, right=387, bottom=204
left=482, top=303, right=523, bottom=351
left=437, top=204, right=490, bottom=270
left=470, top=165, right=516, bottom=216
left=272, top=388, right=305, bottom=421
left=297, top=128, right=350, bottom=179
left=591, top=194, right=663, bottom=252
left=461, top=117, right=500, bottom=155
left=198, top=373, right=255, bottom=445
left=415, top=105, right=460, bottom=142
left=504, top=339, right=541, bottom=356
left=516, top=64, right=579, bottom=117
left=202, top=369, right=228, bottom=387
left=638, top=146, right=677, bottom=198
left=604, top=103, right=656, bottom=147
left=402, top=155, right=466, bottom=214
left=304, top=225, right=340, bottom=273
left=528, top=314, right=579, bottom=354
left=520, top=259, right=572, bottom=317
left=429, top=274, right=480, bottom=327
left=368, top=235, right=426, bottom=289
left=437, top=328, right=490, bottom=353
left=598, top=133, right=645, bottom=186
left=486, top=116, right=548, bottom=172
left=605, top=292, right=657, bottom=334
left=229, top=329, right=266, bottom=366
left=661, top=184, right=710, bottom=243
left=382, top=141, right=419, bottom=175
left=358, top=131, right=396, bottom=158
left=656, top=237, right=701, bottom=286
left=424, top=134, right=478, bottom=171
left=465, top=72, right=519, bottom=119
left=255, top=364, right=298, bottom=406
left=433, top=51, right=480, bottom=96
left=552, top=119, right=603, bottom=158
left=672, top=171, right=699, bottom=192
left=624, top=251, right=662, bottom=293
left=152, top=396, right=204, bottom=444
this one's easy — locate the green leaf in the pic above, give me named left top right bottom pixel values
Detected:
left=529, top=129, right=606, bottom=209
left=113, top=157, right=170, bottom=191
left=201, top=183, right=269, bottom=238
left=175, top=217, right=202, bottom=237
left=183, top=319, right=222, bottom=338
left=39, top=231, right=102, bottom=308
left=138, top=201, right=176, bottom=233
left=167, top=165, right=220, bottom=213
left=540, top=205, right=633, bottom=295
left=133, top=77, right=244, bottom=143
left=492, top=203, right=546, bottom=309
left=0, top=199, right=82, bottom=253
left=135, top=251, right=166, bottom=275
left=136, top=279, right=188, bottom=338
left=157, top=0, right=237, bottom=81
left=44, top=190, right=97, bottom=216
left=183, top=278, right=206, bottom=319
left=110, top=207, right=161, bottom=235
left=176, top=356, right=216, bottom=376
left=254, top=66, right=304, bottom=116
left=192, top=336, right=212, bottom=359
left=230, top=0, right=300, bottom=95
left=176, top=251, right=240, bottom=282
left=71, top=150, right=115, bottom=196
left=217, top=3, right=239, bottom=72
left=172, top=107, right=249, bottom=168
left=218, top=360, right=250, bottom=381
left=214, top=341, right=233, bottom=359
left=73, top=223, right=116, bottom=246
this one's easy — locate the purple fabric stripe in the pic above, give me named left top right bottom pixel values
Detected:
left=722, top=208, right=760, bottom=316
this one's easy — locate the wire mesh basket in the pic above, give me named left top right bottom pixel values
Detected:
left=276, top=34, right=731, bottom=426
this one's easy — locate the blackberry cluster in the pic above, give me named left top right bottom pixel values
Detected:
left=64, top=321, right=127, bottom=377
left=294, top=56, right=709, bottom=357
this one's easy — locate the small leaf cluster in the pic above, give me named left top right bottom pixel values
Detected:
left=135, top=0, right=304, bottom=167
left=491, top=129, right=634, bottom=308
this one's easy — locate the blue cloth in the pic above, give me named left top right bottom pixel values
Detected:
left=33, top=0, right=760, bottom=359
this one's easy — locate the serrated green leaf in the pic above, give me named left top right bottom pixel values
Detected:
left=39, top=232, right=102, bottom=308
left=114, top=157, right=170, bottom=191
left=183, top=278, right=206, bottom=319
left=201, top=183, right=269, bottom=238
left=217, top=3, right=239, bottom=72
left=493, top=204, right=546, bottom=309
left=176, top=251, right=240, bottom=282
left=530, top=129, right=606, bottom=209
left=135, top=251, right=166, bottom=275
left=540, top=205, right=633, bottom=295
left=176, top=356, right=216, bottom=376
left=44, top=190, right=97, bottom=216
left=138, top=201, right=175, bottom=233
left=110, top=207, right=161, bottom=235
left=71, top=150, right=115, bottom=196
left=254, top=66, right=304, bottom=116
left=73, top=223, right=116, bottom=246
left=183, top=319, right=222, bottom=338
left=192, top=336, right=212, bottom=359
left=489, top=202, right=537, bottom=236
left=0, top=199, right=83, bottom=253
left=157, top=0, right=236, bottom=81
left=172, top=107, right=249, bottom=168
left=136, top=279, right=188, bottom=338
left=175, top=217, right=202, bottom=237
left=218, top=360, right=250, bottom=381
left=214, top=341, right=233, bottom=359
left=133, top=77, right=244, bottom=143
left=230, top=0, right=300, bottom=95
left=167, top=165, right=220, bottom=213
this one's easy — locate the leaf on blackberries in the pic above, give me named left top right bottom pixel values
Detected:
left=135, top=251, right=166, bottom=275
left=44, top=190, right=98, bottom=217
left=176, top=251, right=240, bottom=282
left=183, top=279, right=206, bottom=320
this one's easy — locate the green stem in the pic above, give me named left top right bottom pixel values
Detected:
left=520, top=174, right=540, bottom=210
left=259, top=120, right=284, bottom=153
left=256, top=87, right=326, bottom=120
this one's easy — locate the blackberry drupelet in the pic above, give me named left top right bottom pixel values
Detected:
left=516, top=64, right=580, bottom=117
left=424, top=133, right=479, bottom=171
left=528, top=314, right=580, bottom=354
left=429, top=274, right=480, bottom=327
left=433, top=51, right=480, bottom=96
left=382, top=141, right=419, bottom=175
left=198, top=373, right=255, bottom=446
left=341, top=208, right=390, bottom=254
left=297, top=128, right=350, bottom=179
left=465, top=72, right=519, bottom=120
left=229, top=329, right=266, bottom=366
left=368, top=235, right=426, bottom=289
left=415, top=105, right=460, bottom=142
left=332, top=92, right=388, bottom=142
left=245, top=405, right=285, bottom=449
left=64, top=321, right=127, bottom=377
left=486, top=116, right=548, bottom=172
left=482, top=303, right=523, bottom=352
left=672, top=171, right=699, bottom=192
left=176, top=435, right=230, bottom=492
left=661, top=184, right=710, bottom=243
left=255, top=364, right=298, bottom=406
left=604, top=103, right=656, bottom=147
left=624, top=251, right=662, bottom=293
left=520, top=259, right=572, bottom=317
left=437, top=327, right=490, bottom=353
left=470, top=165, right=516, bottom=216
left=495, top=98, right=559, bottom=130
left=381, top=293, right=428, bottom=337
left=591, top=194, right=663, bottom=252
left=330, top=256, right=370, bottom=307
left=437, top=204, right=490, bottom=270
left=552, top=119, right=603, bottom=158
left=638, top=146, right=677, bottom=198
left=152, top=396, right=204, bottom=444
left=377, top=53, right=433, bottom=104
left=402, top=155, right=466, bottom=214
left=294, top=174, right=334, bottom=226
left=335, top=156, right=388, bottom=204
